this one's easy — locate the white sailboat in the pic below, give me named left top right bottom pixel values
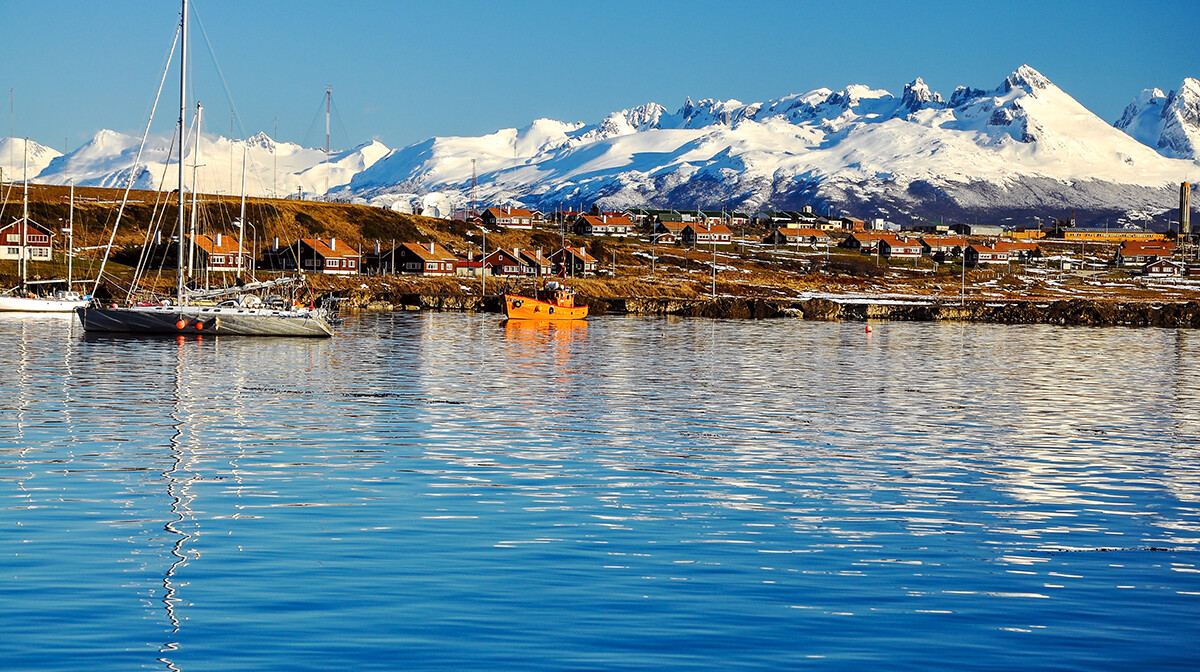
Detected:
left=76, top=0, right=333, bottom=337
left=0, top=142, right=89, bottom=313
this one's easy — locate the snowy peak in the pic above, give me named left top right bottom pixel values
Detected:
left=1003, top=64, right=1052, bottom=93
left=0, top=137, right=62, bottom=179
left=900, top=77, right=943, bottom=112
left=1115, top=77, right=1200, bottom=160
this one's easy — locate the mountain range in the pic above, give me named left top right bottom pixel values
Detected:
left=4, top=65, right=1198, bottom=228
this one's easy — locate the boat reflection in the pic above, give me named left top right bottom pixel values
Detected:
left=503, top=317, right=588, bottom=342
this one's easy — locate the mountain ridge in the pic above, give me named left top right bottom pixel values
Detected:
left=10, top=65, right=1200, bottom=228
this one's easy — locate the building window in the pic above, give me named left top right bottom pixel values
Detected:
left=6, top=247, right=18, bottom=255
left=347, top=260, right=356, bottom=269
left=6, top=234, right=17, bottom=242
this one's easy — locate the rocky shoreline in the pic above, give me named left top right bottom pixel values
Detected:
left=342, top=291, right=1200, bottom=329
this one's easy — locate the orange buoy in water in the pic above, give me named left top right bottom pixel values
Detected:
left=865, top=325, right=873, bottom=333
left=195, top=322, right=204, bottom=330
left=176, top=319, right=187, bottom=329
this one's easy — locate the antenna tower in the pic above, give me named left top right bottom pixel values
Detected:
left=325, top=85, right=332, bottom=155
left=471, top=158, right=478, bottom=218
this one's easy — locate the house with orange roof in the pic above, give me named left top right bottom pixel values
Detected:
left=764, top=227, right=830, bottom=247
left=186, top=233, right=252, bottom=273
left=993, top=240, right=1042, bottom=261
left=651, top=220, right=688, bottom=244
left=574, top=214, right=635, bottom=237
left=394, top=241, right=457, bottom=276
left=918, top=236, right=967, bottom=261
left=1114, top=240, right=1174, bottom=267
left=481, top=206, right=536, bottom=229
left=964, top=243, right=1011, bottom=266
left=516, top=248, right=554, bottom=276
left=878, top=235, right=922, bottom=259
left=483, top=248, right=532, bottom=276
left=840, top=231, right=891, bottom=253
left=297, top=237, right=361, bottom=275
left=551, top=246, right=598, bottom=277
left=681, top=223, right=733, bottom=246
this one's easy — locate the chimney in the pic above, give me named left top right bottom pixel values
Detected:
left=429, top=242, right=435, bottom=254
left=216, top=233, right=223, bottom=246
left=273, top=236, right=280, bottom=250
left=375, top=241, right=381, bottom=254
left=602, top=213, right=608, bottom=223
left=330, top=238, right=337, bottom=249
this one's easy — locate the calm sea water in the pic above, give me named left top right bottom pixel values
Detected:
left=1, top=311, right=1198, bottom=671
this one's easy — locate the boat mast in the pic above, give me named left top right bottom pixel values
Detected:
left=176, top=0, right=188, bottom=306
left=20, top=139, right=27, bottom=288
left=68, top=179, right=74, bottom=287
left=188, top=102, right=202, bottom=281
left=237, top=143, right=247, bottom=274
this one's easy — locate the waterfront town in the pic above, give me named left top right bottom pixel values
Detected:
left=1, top=182, right=1197, bottom=317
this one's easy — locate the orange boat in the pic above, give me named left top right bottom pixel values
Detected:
left=503, top=283, right=588, bottom=320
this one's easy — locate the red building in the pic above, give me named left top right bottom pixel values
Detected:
left=297, top=238, right=361, bottom=275
left=394, top=242, right=457, bottom=275
left=481, top=206, right=536, bottom=230
left=0, top=218, right=53, bottom=262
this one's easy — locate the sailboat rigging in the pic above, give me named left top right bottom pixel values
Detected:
left=0, top=141, right=89, bottom=312
left=76, top=0, right=333, bottom=337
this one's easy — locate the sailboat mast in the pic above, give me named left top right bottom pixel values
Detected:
left=68, top=180, right=74, bottom=287
left=21, top=139, right=27, bottom=287
left=238, top=143, right=247, bottom=274
left=176, top=0, right=188, bottom=305
left=188, top=102, right=202, bottom=280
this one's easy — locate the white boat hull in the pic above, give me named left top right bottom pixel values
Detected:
left=0, top=295, right=90, bottom=313
left=77, top=304, right=334, bottom=337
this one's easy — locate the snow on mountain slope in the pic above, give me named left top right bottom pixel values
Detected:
left=0, top=137, right=61, bottom=181
left=31, top=129, right=388, bottom=198
left=15, top=65, right=1200, bottom=226
left=343, top=65, right=1200, bottom=225
left=1115, top=78, right=1200, bottom=160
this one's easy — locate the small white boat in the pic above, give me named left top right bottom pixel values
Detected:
left=0, top=291, right=88, bottom=313
left=0, top=145, right=90, bottom=313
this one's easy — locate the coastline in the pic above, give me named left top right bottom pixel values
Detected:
left=341, top=289, right=1200, bottom=328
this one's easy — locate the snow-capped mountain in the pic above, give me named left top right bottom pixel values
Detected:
left=1115, top=78, right=1200, bottom=160
left=0, top=137, right=61, bottom=182
left=11, top=65, right=1200, bottom=227
left=32, top=129, right=388, bottom=198
left=341, top=65, right=1200, bottom=227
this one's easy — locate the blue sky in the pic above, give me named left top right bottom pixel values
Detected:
left=3, top=0, right=1197, bottom=153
